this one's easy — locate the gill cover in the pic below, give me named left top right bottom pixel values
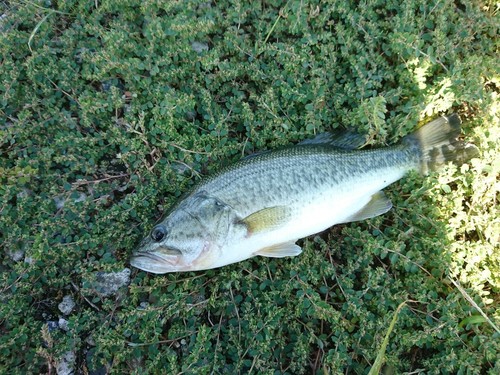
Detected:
left=131, top=191, right=241, bottom=273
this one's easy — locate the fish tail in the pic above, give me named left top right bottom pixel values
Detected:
left=403, top=114, right=479, bottom=175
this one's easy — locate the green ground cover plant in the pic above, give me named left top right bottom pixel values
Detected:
left=1, top=0, right=498, bottom=373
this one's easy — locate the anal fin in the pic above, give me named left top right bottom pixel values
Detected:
left=343, top=191, right=392, bottom=223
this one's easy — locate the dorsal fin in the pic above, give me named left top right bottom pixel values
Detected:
left=298, top=130, right=367, bottom=150
left=242, top=129, right=367, bottom=160
left=242, top=149, right=272, bottom=160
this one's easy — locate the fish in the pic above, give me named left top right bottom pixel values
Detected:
left=130, top=114, right=478, bottom=274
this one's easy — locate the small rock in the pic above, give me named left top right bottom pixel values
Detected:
left=54, top=192, right=87, bottom=210
left=85, top=335, right=96, bottom=346
left=73, top=192, right=87, bottom=203
left=0, top=13, right=9, bottom=32
left=58, top=318, right=69, bottom=331
left=91, top=268, right=131, bottom=297
left=47, top=321, right=59, bottom=332
left=16, top=188, right=33, bottom=199
left=7, top=248, right=25, bottom=262
left=54, top=196, right=66, bottom=209
left=101, top=80, right=113, bottom=92
left=86, top=348, right=107, bottom=375
left=58, top=295, right=76, bottom=315
left=185, top=110, right=197, bottom=121
left=56, top=350, right=76, bottom=375
left=101, top=79, right=124, bottom=92
left=191, top=41, right=209, bottom=53
left=171, top=161, right=192, bottom=175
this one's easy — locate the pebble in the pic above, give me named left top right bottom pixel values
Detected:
left=58, top=318, right=69, bottom=331
left=90, top=268, right=131, bottom=297
left=58, top=295, right=76, bottom=315
left=7, top=248, right=24, bottom=262
left=53, top=192, right=87, bottom=209
left=56, top=350, right=76, bottom=375
left=191, top=41, right=209, bottom=53
left=47, top=321, right=59, bottom=332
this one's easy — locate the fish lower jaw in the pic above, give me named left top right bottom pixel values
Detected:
left=130, top=256, right=170, bottom=274
left=130, top=251, right=186, bottom=274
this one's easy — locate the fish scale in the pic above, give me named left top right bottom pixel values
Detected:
left=131, top=114, right=479, bottom=273
left=194, top=144, right=418, bottom=218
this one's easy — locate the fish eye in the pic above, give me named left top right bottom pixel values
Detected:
left=151, top=225, right=167, bottom=242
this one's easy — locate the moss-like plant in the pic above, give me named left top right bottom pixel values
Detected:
left=1, top=0, right=498, bottom=373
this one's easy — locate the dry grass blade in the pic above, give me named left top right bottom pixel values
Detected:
left=28, top=11, right=53, bottom=53
left=448, top=277, right=500, bottom=334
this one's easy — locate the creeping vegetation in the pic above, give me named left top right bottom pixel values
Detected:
left=0, top=0, right=498, bottom=373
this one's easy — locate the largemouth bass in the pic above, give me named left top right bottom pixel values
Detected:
left=131, top=114, right=478, bottom=274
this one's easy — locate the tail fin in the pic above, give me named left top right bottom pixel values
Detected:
left=404, top=114, right=479, bottom=175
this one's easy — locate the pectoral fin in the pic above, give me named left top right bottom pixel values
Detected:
left=343, top=191, right=392, bottom=223
left=241, top=206, right=292, bottom=234
left=255, top=242, right=302, bottom=258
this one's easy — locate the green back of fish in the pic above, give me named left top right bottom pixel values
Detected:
left=195, top=143, right=418, bottom=214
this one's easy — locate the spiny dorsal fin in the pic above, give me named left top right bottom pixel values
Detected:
left=242, top=149, right=272, bottom=160
left=254, top=241, right=302, bottom=258
left=243, top=129, right=366, bottom=160
left=241, top=206, right=292, bottom=234
left=298, top=130, right=367, bottom=149
left=342, top=191, right=392, bottom=223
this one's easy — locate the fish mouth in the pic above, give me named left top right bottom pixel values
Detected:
left=130, top=248, right=184, bottom=274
